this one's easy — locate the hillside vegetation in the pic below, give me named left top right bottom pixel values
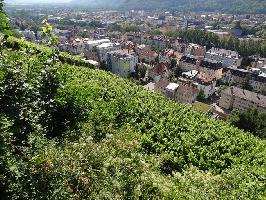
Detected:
left=0, top=37, right=266, bottom=199
left=72, top=0, right=266, bottom=14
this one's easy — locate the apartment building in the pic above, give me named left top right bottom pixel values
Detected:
left=148, top=63, right=170, bottom=83
left=155, top=80, right=199, bottom=104
left=199, top=58, right=223, bottom=80
left=107, top=50, right=138, bottom=78
left=183, top=43, right=206, bottom=57
left=96, top=42, right=121, bottom=62
left=194, top=72, right=217, bottom=98
left=224, top=67, right=266, bottom=93
left=219, top=87, right=266, bottom=112
left=205, top=47, right=241, bottom=68
left=179, top=55, right=200, bottom=72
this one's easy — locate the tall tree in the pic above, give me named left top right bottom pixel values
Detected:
left=228, top=109, right=266, bottom=139
left=0, top=0, right=12, bottom=35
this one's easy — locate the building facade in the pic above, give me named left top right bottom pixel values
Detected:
left=107, top=51, right=138, bottom=78
left=205, top=47, right=241, bottom=68
left=179, top=55, right=200, bottom=72
left=219, top=87, right=266, bottom=112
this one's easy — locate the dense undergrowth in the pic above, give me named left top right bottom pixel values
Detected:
left=0, top=37, right=266, bottom=199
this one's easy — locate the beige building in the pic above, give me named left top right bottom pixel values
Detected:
left=194, top=72, right=217, bottom=98
left=224, top=67, right=266, bottom=93
left=219, top=87, right=266, bottom=112
left=148, top=63, right=170, bottom=83
left=184, top=43, right=206, bottom=57
left=199, top=59, right=223, bottom=80
left=155, top=80, right=199, bottom=104
left=179, top=55, right=200, bottom=72
left=175, top=84, right=199, bottom=104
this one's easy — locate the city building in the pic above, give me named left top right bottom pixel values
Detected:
left=138, top=48, right=158, bottom=63
left=179, top=55, right=200, bottom=72
left=199, top=58, right=223, bottom=80
left=205, top=47, right=241, bottom=68
left=85, top=39, right=111, bottom=51
left=159, top=49, right=183, bottom=63
left=96, top=42, right=121, bottom=62
left=107, top=50, right=138, bottom=78
left=183, top=43, right=206, bottom=57
left=154, top=79, right=170, bottom=96
left=194, top=72, right=217, bottom=98
left=148, top=63, right=170, bottom=83
left=165, top=83, right=180, bottom=99
left=155, top=80, right=199, bottom=104
left=20, top=30, right=36, bottom=41
left=224, top=67, right=266, bottom=93
left=175, top=84, right=199, bottom=104
left=219, top=87, right=266, bottom=112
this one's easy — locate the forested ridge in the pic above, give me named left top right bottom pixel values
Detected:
left=72, top=0, right=266, bottom=14
left=0, top=36, right=266, bottom=199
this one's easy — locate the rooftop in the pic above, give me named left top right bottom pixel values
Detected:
left=176, top=84, right=199, bottom=97
left=182, top=70, right=198, bottom=79
left=207, top=47, right=239, bottom=59
left=97, top=42, right=120, bottom=48
left=150, top=63, right=170, bottom=76
left=143, top=82, right=155, bottom=92
left=224, top=87, right=266, bottom=108
left=86, top=39, right=110, bottom=45
left=166, top=83, right=179, bottom=91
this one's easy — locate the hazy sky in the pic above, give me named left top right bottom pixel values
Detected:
left=6, top=0, right=71, bottom=3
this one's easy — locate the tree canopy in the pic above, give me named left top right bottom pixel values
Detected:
left=228, top=109, right=266, bottom=139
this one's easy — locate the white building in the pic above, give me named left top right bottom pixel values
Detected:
left=194, top=72, right=217, bottom=98
left=107, top=51, right=138, bottom=78
left=205, top=47, right=241, bottom=68
left=20, top=30, right=36, bottom=41
left=85, top=39, right=111, bottom=51
left=96, top=42, right=121, bottom=62
left=165, top=83, right=180, bottom=99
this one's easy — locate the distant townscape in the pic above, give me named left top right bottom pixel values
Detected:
left=2, top=1, right=266, bottom=199
left=7, top=5, right=266, bottom=118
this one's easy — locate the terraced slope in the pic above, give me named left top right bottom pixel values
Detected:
left=0, top=38, right=265, bottom=199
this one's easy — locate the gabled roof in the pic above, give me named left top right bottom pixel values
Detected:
left=200, top=58, right=222, bottom=70
left=150, top=63, right=170, bottom=76
left=223, top=87, right=266, bottom=108
left=156, top=79, right=170, bottom=88
left=176, top=84, right=199, bottom=97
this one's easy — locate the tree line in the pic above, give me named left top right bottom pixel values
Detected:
left=178, top=29, right=266, bottom=57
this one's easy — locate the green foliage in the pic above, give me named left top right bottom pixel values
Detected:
left=74, top=0, right=266, bottom=14
left=197, top=89, right=206, bottom=102
left=0, top=37, right=266, bottom=199
left=0, top=0, right=12, bottom=36
left=5, top=36, right=94, bottom=68
left=148, top=29, right=162, bottom=36
left=164, top=30, right=179, bottom=38
left=134, top=63, right=147, bottom=80
left=41, top=18, right=58, bottom=46
left=178, top=29, right=266, bottom=57
left=228, top=109, right=266, bottom=139
left=108, top=23, right=123, bottom=32
left=170, top=59, right=177, bottom=69
left=124, top=25, right=140, bottom=33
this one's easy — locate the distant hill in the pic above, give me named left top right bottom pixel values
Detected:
left=71, top=0, right=266, bottom=14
